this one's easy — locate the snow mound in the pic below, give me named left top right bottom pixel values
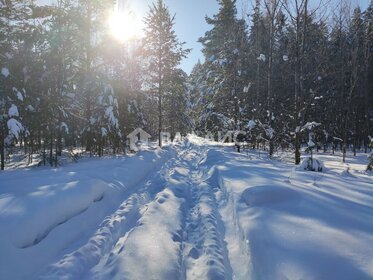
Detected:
left=299, top=157, right=325, bottom=172
left=241, top=185, right=299, bottom=207
left=11, top=179, right=108, bottom=248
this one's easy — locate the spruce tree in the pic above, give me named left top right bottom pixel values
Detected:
left=0, top=0, right=34, bottom=170
left=142, top=0, right=190, bottom=147
left=199, top=0, right=249, bottom=133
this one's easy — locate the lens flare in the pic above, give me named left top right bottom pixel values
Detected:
left=108, top=11, right=141, bottom=42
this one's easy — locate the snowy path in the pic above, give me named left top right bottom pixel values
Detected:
left=40, top=141, right=249, bottom=279
left=1, top=137, right=373, bottom=280
left=81, top=142, right=235, bottom=279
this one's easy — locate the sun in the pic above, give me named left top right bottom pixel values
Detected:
left=108, top=11, right=141, bottom=42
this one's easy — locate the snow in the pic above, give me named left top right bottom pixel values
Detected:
left=257, top=54, right=266, bottom=62
left=243, top=83, right=251, bottom=93
left=7, top=118, right=23, bottom=140
left=8, top=104, right=19, bottom=117
left=248, top=119, right=256, bottom=130
left=26, top=105, right=35, bottom=112
left=1, top=67, right=10, bottom=77
left=11, top=179, right=108, bottom=249
left=303, top=121, right=321, bottom=131
left=60, top=122, right=68, bottom=133
left=0, top=147, right=172, bottom=280
left=307, top=138, right=315, bottom=147
left=299, top=157, right=325, bottom=172
left=208, top=55, right=216, bottom=62
left=1, top=137, right=373, bottom=279
left=105, top=106, right=118, bottom=127
left=219, top=58, right=227, bottom=66
left=101, top=127, right=108, bottom=136
left=16, top=90, right=24, bottom=101
left=265, top=127, right=274, bottom=139
left=89, top=116, right=96, bottom=125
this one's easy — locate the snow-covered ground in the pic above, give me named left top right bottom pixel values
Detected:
left=0, top=136, right=372, bottom=279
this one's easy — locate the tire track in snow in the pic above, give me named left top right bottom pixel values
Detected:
left=40, top=190, right=152, bottom=279
left=90, top=143, right=234, bottom=280
left=218, top=178, right=253, bottom=279
left=40, top=152, right=179, bottom=280
left=89, top=145, right=194, bottom=280
left=183, top=143, right=253, bottom=280
left=181, top=144, right=234, bottom=280
left=41, top=143, right=238, bottom=280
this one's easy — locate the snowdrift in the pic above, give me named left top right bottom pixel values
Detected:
left=241, top=185, right=299, bottom=207
left=11, top=179, right=107, bottom=249
left=0, top=147, right=172, bottom=280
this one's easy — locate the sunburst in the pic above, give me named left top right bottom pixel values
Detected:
left=108, top=10, right=141, bottom=42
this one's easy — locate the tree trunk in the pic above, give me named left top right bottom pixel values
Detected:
left=0, top=125, right=4, bottom=171
left=158, top=90, right=162, bottom=147
left=158, top=66, right=163, bottom=147
left=264, top=0, right=279, bottom=159
left=295, top=132, right=301, bottom=165
left=56, top=130, right=62, bottom=156
left=49, top=131, right=54, bottom=166
left=43, top=133, right=46, bottom=166
left=294, top=12, right=301, bottom=165
left=342, top=110, right=348, bottom=163
left=268, top=9, right=274, bottom=159
left=54, top=139, right=58, bottom=168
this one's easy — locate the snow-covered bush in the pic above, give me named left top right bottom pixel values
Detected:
left=299, top=157, right=325, bottom=172
left=302, top=122, right=321, bottom=160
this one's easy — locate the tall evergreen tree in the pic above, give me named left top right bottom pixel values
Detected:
left=0, top=0, right=34, bottom=170
left=198, top=0, right=249, bottom=133
left=142, top=0, right=190, bottom=147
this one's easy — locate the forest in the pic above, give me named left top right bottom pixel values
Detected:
left=1, top=0, right=373, bottom=170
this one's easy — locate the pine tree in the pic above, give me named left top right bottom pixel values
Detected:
left=199, top=0, right=249, bottom=133
left=188, top=60, right=208, bottom=132
left=142, top=0, right=190, bottom=147
left=40, top=0, right=80, bottom=166
left=363, top=1, right=373, bottom=152
left=73, top=0, right=115, bottom=154
left=340, top=7, right=366, bottom=161
left=106, top=42, right=146, bottom=141
left=0, top=0, right=34, bottom=170
left=164, top=69, right=190, bottom=137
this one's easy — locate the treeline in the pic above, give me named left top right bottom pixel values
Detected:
left=189, top=0, right=373, bottom=163
left=1, top=0, right=373, bottom=171
left=0, top=0, right=189, bottom=169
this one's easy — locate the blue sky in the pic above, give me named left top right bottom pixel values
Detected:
left=38, top=0, right=371, bottom=74
left=151, top=0, right=370, bottom=73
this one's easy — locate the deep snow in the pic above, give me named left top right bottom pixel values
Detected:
left=0, top=136, right=372, bottom=280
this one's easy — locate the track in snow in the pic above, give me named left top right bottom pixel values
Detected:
left=42, top=142, right=247, bottom=280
